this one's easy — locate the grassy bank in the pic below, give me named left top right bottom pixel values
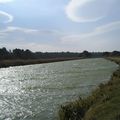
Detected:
left=0, top=57, right=80, bottom=68
left=59, top=57, right=120, bottom=120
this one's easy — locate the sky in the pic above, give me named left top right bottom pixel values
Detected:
left=0, top=0, right=120, bottom=52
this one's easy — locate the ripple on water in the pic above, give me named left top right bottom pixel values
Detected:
left=0, top=58, right=118, bottom=120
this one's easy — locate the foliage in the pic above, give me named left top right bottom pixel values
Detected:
left=0, top=47, right=120, bottom=60
left=0, top=47, right=80, bottom=60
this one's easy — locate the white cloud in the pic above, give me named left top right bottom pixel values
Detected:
left=18, top=42, right=64, bottom=52
left=0, top=25, right=64, bottom=52
left=0, top=41, right=68, bottom=52
left=95, top=21, right=120, bottom=34
left=1, top=26, right=39, bottom=33
left=61, top=21, right=120, bottom=51
left=65, top=0, right=115, bottom=22
left=0, top=0, right=13, bottom=3
left=0, top=26, right=63, bottom=37
left=0, top=26, right=64, bottom=51
left=0, top=11, right=13, bottom=23
left=38, top=30, right=63, bottom=36
left=1, top=20, right=119, bottom=52
left=62, top=21, right=120, bottom=43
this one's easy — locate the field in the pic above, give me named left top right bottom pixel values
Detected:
left=0, top=57, right=80, bottom=68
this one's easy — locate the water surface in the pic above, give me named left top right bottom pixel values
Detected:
left=0, top=58, right=118, bottom=120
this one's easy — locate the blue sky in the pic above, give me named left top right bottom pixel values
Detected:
left=0, top=0, right=120, bottom=52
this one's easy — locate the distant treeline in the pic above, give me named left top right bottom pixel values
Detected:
left=79, top=50, right=120, bottom=58
left=0, top=47, right=120, bottom=60
left=0, top=47, right=79, bottom=60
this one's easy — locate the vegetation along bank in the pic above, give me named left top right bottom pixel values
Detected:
left=0, top=47, right=120, bottom=68
left=59, top=57, right=120, bottom=120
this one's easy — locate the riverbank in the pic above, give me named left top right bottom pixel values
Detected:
left=59, top=57, right=120, bottom=120
left=0, top=57, right=81, bottom=68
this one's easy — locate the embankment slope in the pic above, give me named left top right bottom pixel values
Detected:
left=0, top=57, right=80, bottom=68
left=59, top=57, right=120, bottom=120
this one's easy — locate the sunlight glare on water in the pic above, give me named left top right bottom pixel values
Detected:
left=0, top=58, right=118, bottom=120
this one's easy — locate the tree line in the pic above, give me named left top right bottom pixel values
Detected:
left=0, top=47, right=80, bottom=60
left=79, top=50, right=120, bottom=58
left=0, top=47, right=120, bottom=60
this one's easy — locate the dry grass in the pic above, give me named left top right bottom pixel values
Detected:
left=0, top=57, right=80, bottom=68
left=59, top=57, right=120, bottom=120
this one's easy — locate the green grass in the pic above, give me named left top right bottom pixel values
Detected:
left=59, top=57, right=120, bottom=120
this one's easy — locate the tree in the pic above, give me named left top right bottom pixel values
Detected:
left=111, top=51, right=120, bottom=56
left=13, top=48, right=24, bottom=59
left=0, top=47, right=10, bottom=59
left=103, top=52, right=110, bottom=57
left=79, top=51, right=92, bottom=58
